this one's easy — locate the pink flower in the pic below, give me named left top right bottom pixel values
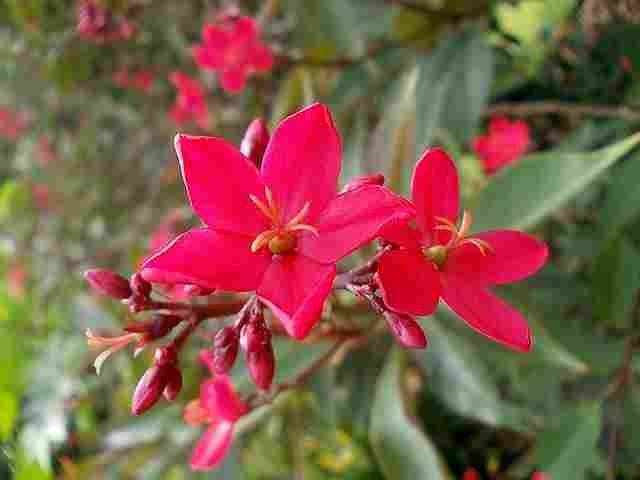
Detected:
left=32, top=184, right=50, bottom=209
left=462, top=468, right=480, bottom=480
left=531, top=472, right=551, bottom=480
left=0, top=108, right=29, bottom=140
left=472, top=116, right=530, bottom=175
left=142, top=103, right=408, bottom=339
left=376, top=148, right=548, bottom=351
left=193, top=16, right=273, bottom=94
left=76, top=0, right=136, bottom=42
left=188, top=375, right=247, bottom=470
left=169, top=72, right=209, bottom=130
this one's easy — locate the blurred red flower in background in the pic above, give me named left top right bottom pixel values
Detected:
left=472, top=116, right=530, bottom=175
left=169, top=72, right=210, bottom=130
left=193, top=16, right=273, bottom=94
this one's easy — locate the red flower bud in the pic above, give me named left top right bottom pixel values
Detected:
left=240, top=118, right=270, bottom=166
left=163, top=365, right=183, bottom=401
left=131, top=365, right=168, bottom=415
left=247, top=343, right=275, bottom=390
left=341, top=173, right=385, bottom=193
left=84, top=269, right=132, bottom=299
left=181, top=284, right=215, bottom=297
left=214, top=326, right=237, bottom=349
left=240, top=321, right=271, bottom=353
left=212, top=341, right=239, bottom=374
left=130, top=272, right=151, bottom=297
left=384, top=312, right=428, bottom=349
left=154, top=346, right=178, bottom=367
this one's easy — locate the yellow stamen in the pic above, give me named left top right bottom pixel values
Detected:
left=286, top=201, right=311, bottom=228
left=289, top=223, right=319, bottom=236
left=251, top=230, right=277, bottom=253
left=249, top=194, right=276, bottom=223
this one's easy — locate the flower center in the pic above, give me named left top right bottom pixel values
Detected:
left=249, top=186, right=318, bottom=255
left=423, top=210, right=493, bottom=267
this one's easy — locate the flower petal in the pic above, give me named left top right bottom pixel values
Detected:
left=190, top=421, right=234, bottom=471
left=444, top=230, right=548, bottom=285
left=202, top=24, right=230, bottom=48
left=379, top=215, right=422, bottom=249
left=193, top=44, right=225, bottom=70
left=200, top=376, right=247, bottom=422
left=141, top=228, right=270, bottom=292
left=258, top=254, right=335, bottom=340
left=377, top=249, right=441, bottom=316
left=442, top=283, right=532, bottom=352
left=175, top=134, right=268, bottom=236
left=250, top=45, right=274, bottom=71
left=411, top=148, right=459, bottom=243
left=219, top=69, right=247, bottom=94
left=261, top=103, right=341, bottom=224
left=299, top=185, right=411, bottom=264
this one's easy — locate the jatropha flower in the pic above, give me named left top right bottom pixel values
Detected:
left=142, top=103, right=409, bottom=339
left=169, top=72, right=210, bottom=130
left=376, top=148, right=548, bottom=351
left=185, top=374, right=248, bottom=470
left=193, top=16, right=273, bottom=94
left=472, top=116, right=530, bottom=175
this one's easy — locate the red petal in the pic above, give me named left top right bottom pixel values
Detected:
left=444, top=230, right=548, bottom=285
left=261, top=103, right=341, bottom=224
left=202, top=24, right=230, bottom=48
left=190, top=421, right=234, bottom=471
left=377, top=249, right=441, bottom=316
left=250, top=45, right=273, bottom=71
left=141, top=228, right=270, bottom=292
left=411, top=148, right=459, bottom=243
left=379, top=215, right=421, bottom=249
left=193, top=44, right=225, bottom=70
left=234, top=16, right=258, bottom=41
left=442, top=283, right=532, bottom=352
left=200, top=376, right=247, bottom=421
left=219, top=69, right=247, bottom=94
left=257, top=254, right=335, bottom=340
left=174, top=134, right=268, bottom=236
left=299, top=185, right=411, bottom=264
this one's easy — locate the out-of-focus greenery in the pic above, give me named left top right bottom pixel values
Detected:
left=1, top=0, right=640, bottom=479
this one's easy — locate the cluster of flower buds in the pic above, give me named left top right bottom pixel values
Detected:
left=206, top=302, right=275, bottom=390
left=132, top=346, right=182, bottom=415
left=76, top=0, right=136, bottom=42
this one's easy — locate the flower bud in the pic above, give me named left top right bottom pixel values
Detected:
left=212, top=341, right=239, bottom=374
left=240, top=321, right=271, bottom=353
left=181, top=284, right=215, bottom=297
left=131, top=365, right=168, bottom=415
left=341, top=173, right=385, bottom=193
left=384, top=312, right=427, bottom=349
left=163, top=365, right=183, bottom=401
left=84, top=269, right=132, bottom=299
left=247, top=343, right=275, bottom=390
left=214, top=326, right=237, bottom=349
left=155, top=346, right=178, bottom=367
left=240, top=118, right=270, bottom=166
left=130, top=272, right=152, bottom=298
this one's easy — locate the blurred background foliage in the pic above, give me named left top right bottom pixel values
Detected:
left=1, top=0, right=640, bottom=478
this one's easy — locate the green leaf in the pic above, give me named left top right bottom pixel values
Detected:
left=14, top=454, right=52, bottom=480
left=370, top=348, right=452, bottom=480
left=591, top=236, right=640, bottom=328
left=269, top=67, right=314, bottom=128
left=0, top=390, right=18, bottom=440
left=414, top=315, right=527, bottom=429
left=415, top=25, right=493, bottom=156
left=472, top=134, right=640, bottom=232
left=536, top=402, right=602, bottom=479
left=599, top=151, right=640, bottom=242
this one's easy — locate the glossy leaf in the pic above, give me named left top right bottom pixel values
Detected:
left=536, top=402, right=602, bottom=479
left=599, top=151, right=640, bottom=242
left=415, top=26, right=493, bottom=156
left=472, top=134, right=640, bottom=232
left=370, top=348, right=452, bottom=480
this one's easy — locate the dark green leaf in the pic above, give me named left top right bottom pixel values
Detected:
left=600, top=151, right=640, bottom=242
left=370, top=348, right=452, bottom=480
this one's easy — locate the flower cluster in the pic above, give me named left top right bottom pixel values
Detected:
left=193, top=15, right=273, bottom=94
left=76, top=0, right=136, bottom=42
left=85, top=103, right=547, bottom=470
left=473, top=116, right=531, bottom=175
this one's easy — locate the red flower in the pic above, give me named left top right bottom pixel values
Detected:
left=0, top=108, right=29, bottom=140
left=76, top=0, right=135, bottom=42
left=472, top=116, right=530, bottom=175
left=37, top=136, right=58, bottom=166
left=462, top=468, right=481, bottom=480
left=193, top=16, right=273, bottom=94
left=142, top=103, right=408, bottom=339
left=376, top=148, right=548, bottom=351
left=169, top=72, right=210, bottom=130
left=531, top=472, right=551, bottom=480
left=188, top=375, right=247, bottom=470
